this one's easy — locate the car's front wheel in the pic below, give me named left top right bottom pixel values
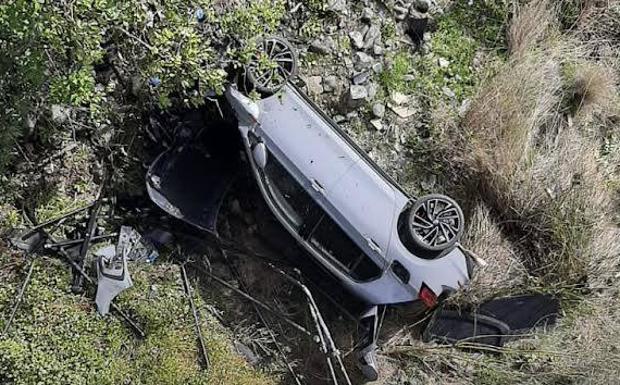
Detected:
left=246, top=36, right=298, bottom=95
left=407, top=194, right=464, bottom=252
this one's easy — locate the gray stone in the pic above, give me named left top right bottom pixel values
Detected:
left=394, top=4, right=409, bottom=20
left=352, top=71, right=371, bottom=85
left=310, top=36, right=335, bottom=54
left=390, top=91, right=409, bottom=105
left=370, top=119, right=383, bottom=131
left=373, top=44, right=384, bottom=56
left=346, top=111, right=359, bottom=120
left=442, top=86, right=456, bottom=99
left=349, top=84, right=368, bottom=101
left=403, top=74, right=415, bottom=81
left=372, top=62, right=384, bottom=73
left=327, top=0, right=347, bottom=12
left=323, top=75, right=338, bottom=92
left=51, top=105, right=70, bottom=123
left=349, top=30, right=365, bottom=49
left=305, top=76, right=324, bottom=95
left=459, top=98, right=471, bottom=117
left=372, top=102, right=385, bottom=118
left=366, top=82, right=378, bottom=99
left=355, top=51, right=374, bottom=64
left=438, top=57, right=450, bottom=68
left=363, top=24, right=381, bottom=49
left=333, top=114, right=347, bottom=123
left=389, top=104, right=417, bottom=118
left=234, top=341, right=259, bottom=365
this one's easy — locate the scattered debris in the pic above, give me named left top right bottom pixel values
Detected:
left=424, top=294, right=560, bottom=348
left=95, top=245, right=133, bottom=316
left=117, top=226, right=161, bottom=263
left=71, top=183, right=106, bottom=294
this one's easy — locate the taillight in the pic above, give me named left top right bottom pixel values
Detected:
left=419, top=284, right=438, bottom=308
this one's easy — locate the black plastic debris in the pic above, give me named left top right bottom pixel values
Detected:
left=424, top=294, right=561, bottom=348
left=423, top=310, right=510, bottom=347
left=478, top=294, right=560, bottom=332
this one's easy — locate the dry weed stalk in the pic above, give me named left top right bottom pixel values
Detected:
left=508, top=0, right=556, bottom=59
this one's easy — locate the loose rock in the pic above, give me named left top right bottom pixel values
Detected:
left=305, top=76, right=324, bottom=96
left=310, top=36, right=335, bottom=54
left=349, top=31, right=365, bottom=49
left=327, top=0, right=347, bottom=13
left=372, top=103, right=386, bottom=118
left=366, top=82, right=378, bottom=100
left=390, top=91, right=410, bottom=106
left=442, top=86, right=456, bottom=99
left=370, top=119, right=383, bottom=131
left=352, top=71, right=371, bottom=85
left=323, top=75, right=338, bottom=93
left=372, top=62, right=384, bottom=73
left=363, top=24, right=381, bottom=49
left=389, top=104, right=417, bottom=118
left=349, top=84, right=368, bottom=101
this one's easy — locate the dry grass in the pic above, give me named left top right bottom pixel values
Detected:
left=508, top=0, right=556, bottom=59
left=455, top=203, right=529, bottom=303
left=568, top=63, right=618, bottom=118
left=514, top=128, right=612, bottom=283
left=391, top=2, right=620, bottom=384
left=457, top=49, right=563, bottom=208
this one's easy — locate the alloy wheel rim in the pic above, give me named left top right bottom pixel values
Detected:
left=410, top=198, right=462, bottom=248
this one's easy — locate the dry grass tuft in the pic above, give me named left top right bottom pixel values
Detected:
left=458, top=50, right=563, bottom=200
left=507, top=0, right=556, bottom=59
left=568, top=63, right=618, bottom=118
left=455, top=203, right=529, bottom=303
left=513, top=128, right=612, bottom=283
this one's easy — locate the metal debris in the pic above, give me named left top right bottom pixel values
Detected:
left=117, top=226, right=160, bottom=263
left=95, top=245, right=133, bottom=316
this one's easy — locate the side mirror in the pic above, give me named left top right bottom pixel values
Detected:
left=252, top=142, right=268, bottom=169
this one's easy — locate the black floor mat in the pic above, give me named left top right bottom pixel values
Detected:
left=478, top=294, right=560, bottom=332
left=424, top=294, right=561, bottom=348
left=423, top=310, right=510, bottom=347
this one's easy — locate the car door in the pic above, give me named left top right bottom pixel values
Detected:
left=260, top=151, right=382, bottom=282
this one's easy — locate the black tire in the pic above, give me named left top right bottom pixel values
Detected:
left=407, top=194, right=464, bottom=252
left=246, top=36, right=298, bottom=95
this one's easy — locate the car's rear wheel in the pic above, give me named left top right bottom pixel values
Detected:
left=407, top=194, right=464, bottom=252
left=246, top=36, right=298, bottom=95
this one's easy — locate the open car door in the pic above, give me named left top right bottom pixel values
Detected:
left=146, top=114, right=241, bottom=235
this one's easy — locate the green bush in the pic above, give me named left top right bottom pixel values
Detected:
left=0, top=0, right=285, bottom=175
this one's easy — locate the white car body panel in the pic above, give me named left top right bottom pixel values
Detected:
left=226, top=85, right=471, bottom=305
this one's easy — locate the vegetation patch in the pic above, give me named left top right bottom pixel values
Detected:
left=0, top=252, right=274, bottom=385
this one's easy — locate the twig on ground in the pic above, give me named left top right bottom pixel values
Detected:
left=1, top=259, right=37, bottom=336
left=195, top=260, right=312, bottom=336
left=219, top=247, right=303, bottom=385
left=181, top=262, right=210, bottom=371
